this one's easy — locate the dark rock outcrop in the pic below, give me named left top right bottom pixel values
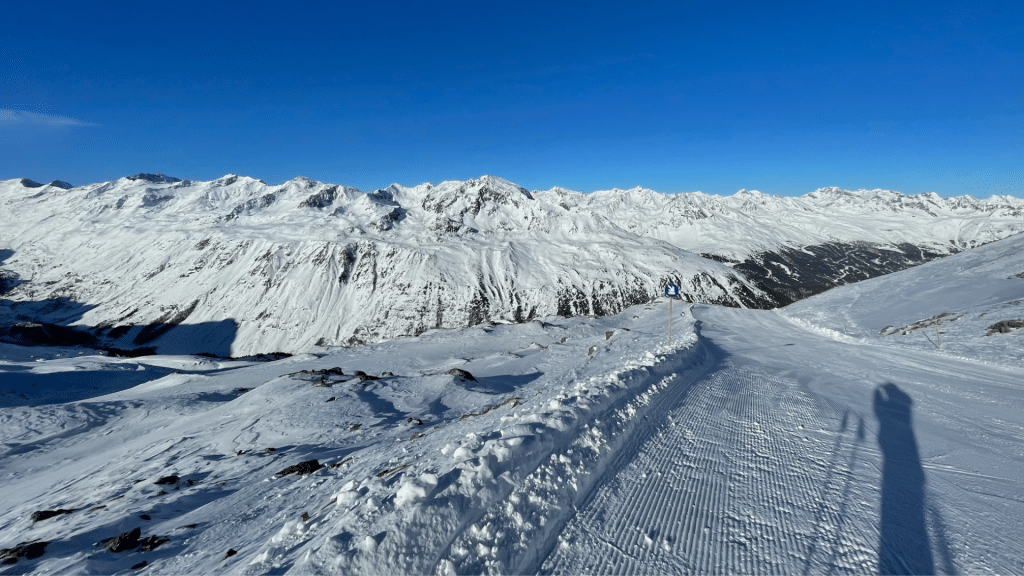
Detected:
left=154, top=475, right=179, bottom=485
left=986, top=319, right=1024, bottom=335
left=446, top=368, right=477, bottom=382
left=137, top=535, right=169, bottom=552
left=1, top=540, right=49, bottom=564
left=309, top=367, right=345, bottom=376
left=31, top=509, right=76, bottom=522
left=277, top=459, right=322, bottom=477
left=102, top=527, right=141, bottom=552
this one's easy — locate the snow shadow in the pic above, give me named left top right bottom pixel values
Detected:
left=465, top=372, right=543, bottom=394
left=0, top=365, right=178, bottom=408
left=1, top=249, right=239, bottom=357
left=873, top=382, right=934, bottom=575
left=118, top=319, right=240, bottom=357
left=0, top=248, right=19, bottom=294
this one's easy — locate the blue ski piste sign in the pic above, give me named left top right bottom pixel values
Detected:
left=664, top=284, right=679, bottom=345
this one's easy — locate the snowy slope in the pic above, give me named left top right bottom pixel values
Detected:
left=783, top=231, right=1024, bottom=368
left=2, top=294, right=1023, bottom=574
left=0, top=175, right=764, bottom=356
left=3, top=174, right=1024, bottom=356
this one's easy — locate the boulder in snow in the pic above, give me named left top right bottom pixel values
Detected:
left=31, top=509, right=75, bottom=523
left=277, top=459, right=322, bottom=477
left=102, top=527, right=141, bottom=553
left=445, top=368, right=477, bottom=382
left=1, top=541, right=49, bottom=564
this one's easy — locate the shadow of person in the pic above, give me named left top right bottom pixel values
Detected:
left=874, top=382, right=934, bottom=575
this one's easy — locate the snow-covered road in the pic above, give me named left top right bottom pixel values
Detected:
left=544, top=305, right=1024, bottom=575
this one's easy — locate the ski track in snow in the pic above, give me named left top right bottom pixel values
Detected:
left=541, top=360, right=878, bottom=575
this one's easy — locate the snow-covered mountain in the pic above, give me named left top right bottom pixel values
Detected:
left=783, top=228, right=1024, bottom=367
left=2, top=229, right=1023, bottom=574
left=2, top=173, right=1023, bottom=356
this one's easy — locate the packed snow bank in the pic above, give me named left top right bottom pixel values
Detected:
left=782, top=231, right=1024, bottom=367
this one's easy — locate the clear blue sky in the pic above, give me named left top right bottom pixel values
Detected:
left=2, top=0, right=1023, bottom=197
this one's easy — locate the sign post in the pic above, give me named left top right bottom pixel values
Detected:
left=664, top=284, right=679, bottom=346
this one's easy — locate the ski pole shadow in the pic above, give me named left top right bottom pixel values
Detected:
left=873, top=382, right=934, bottom=575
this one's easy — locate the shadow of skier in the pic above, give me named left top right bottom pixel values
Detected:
left=874, top=382, right=934, bottom=575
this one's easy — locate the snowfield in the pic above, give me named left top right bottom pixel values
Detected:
left=2, top=228, right=1024, bottom=575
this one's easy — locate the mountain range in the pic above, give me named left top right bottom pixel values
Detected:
left=2, top=173, right=1023, bottom=356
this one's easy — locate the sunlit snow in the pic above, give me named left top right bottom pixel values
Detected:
left=2, top=229, right=1023, bottom=574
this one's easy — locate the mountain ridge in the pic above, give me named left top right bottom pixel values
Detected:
left=2, top=174, right=1023, bottom=355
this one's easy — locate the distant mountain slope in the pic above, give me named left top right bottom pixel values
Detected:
left=1, top=174, right=1022, bottom=355
left=782, top=231, right=1024, bottom=367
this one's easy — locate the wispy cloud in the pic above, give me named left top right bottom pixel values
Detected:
left=0, top=108, right=98, bottom=127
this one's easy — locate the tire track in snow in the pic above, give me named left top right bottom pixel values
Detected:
left=541, top=356, right=880, bottom=575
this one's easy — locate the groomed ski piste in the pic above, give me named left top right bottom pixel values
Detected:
left=2, top=233, right=1024, bottom=575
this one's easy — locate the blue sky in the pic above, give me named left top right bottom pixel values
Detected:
left=2, top=0, right=1023, bottom=197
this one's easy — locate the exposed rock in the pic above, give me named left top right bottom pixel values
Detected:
left=49, top=180, right=73, bottom=189
left=301, top=512, right=311, bottom=522
left=375, top=463, right=409, bottom=478
left=446, top=368, right=477, bottom=382
left=31, top=508, right=76, bottom=522
left=263, top=447, right=276, bottom=454
left=356, top=374, right=379, bottom=382
left=311, top=377, right=331, bottom=388
left=137, top=535, right=169, bottom=552
left=140, top=514, right=151, bottom=520
left=381, top=371, right=395, bottom=377
left=222, top=548, right=237, bottom=561
left=0, top=540, right=49, bottom=564
left=131, top=560, right=148, bottom=570
left=325, top=396, right=336, bottom=402
left=407, top=417, right=423, bottom=425
left=154, top=475, right=179, bottom=485
left=986, top=319, right=1024, bottom=336
left=277, top=459, right=322, bottom=477
left=309, top=367, right=345, bottom=376
left=102, top=527, right=141, bottom=552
